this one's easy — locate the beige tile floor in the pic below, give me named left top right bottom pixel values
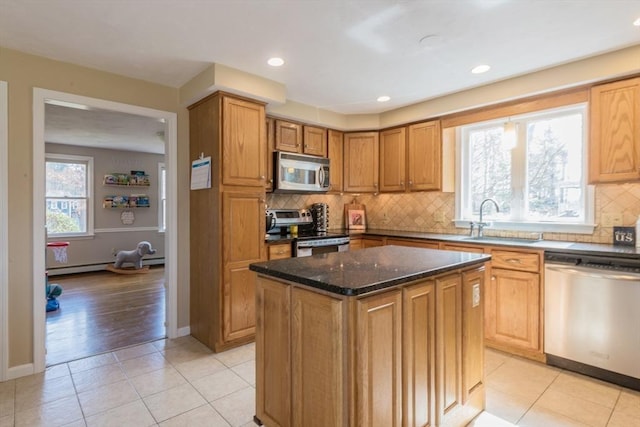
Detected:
left=1, top=338, right=638, bottom=426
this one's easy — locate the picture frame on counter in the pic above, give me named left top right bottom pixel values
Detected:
left=345, top=203, right=366, bottom=231
left=613, top=226, right=635, bottom=247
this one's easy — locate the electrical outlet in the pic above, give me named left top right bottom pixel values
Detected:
left=381, top=212, right=390, bottom=225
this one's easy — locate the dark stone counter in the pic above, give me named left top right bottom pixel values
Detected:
left=250, top=245, right=490, bottom=296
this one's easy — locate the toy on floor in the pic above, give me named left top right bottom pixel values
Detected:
left=45, top=283, right=62, bottom=312
left=107, top=241, right=156, bottom=273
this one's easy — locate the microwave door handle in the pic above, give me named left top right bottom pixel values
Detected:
left=318, top=167, right=325, bottom=187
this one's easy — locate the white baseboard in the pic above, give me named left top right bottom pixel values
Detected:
left=48, top=258, right=165, bottom=276
left=7, top=363, right=34, bottom=380
left=177, top=326, right=191, bottom=337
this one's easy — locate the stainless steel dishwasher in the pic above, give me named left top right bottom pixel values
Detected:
left=544, top=251, right=640, bottom=390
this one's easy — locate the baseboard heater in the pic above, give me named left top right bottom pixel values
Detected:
left=47, top=257, right=165, bottom=276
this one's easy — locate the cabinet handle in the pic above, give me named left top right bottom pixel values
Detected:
left=305, top=144, right=308, bottom=149
left=260, top=175, right=265, bottom=180
left=491, top=276, right=496, bottom=281
left=296, top=143, right=300, bottom=147
left=259, top=198, right=265, bottom=203
left=409, top=180, right=413, bottom=186
left=506, top=258, right=522, bottom=264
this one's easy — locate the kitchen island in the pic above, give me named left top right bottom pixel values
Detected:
left=249, top=245, right=491, bottom=427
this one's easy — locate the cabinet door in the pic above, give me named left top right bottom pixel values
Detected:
left=355, top=290, right=402, bottom=427
left=362, top=237, right=384, bottom=248
left=589, top=77, right=640, bottom=183
left=303, top=125, right=327, bottom=157
left=440, top=243, right=485, bottom=254
left=387, top=238, right=440, bottom=249
left=328, top=130, right=344, bottom=193
left=256, top=278, right=291, bottom=427
left=403, top=281, right=436, bottom=427
left=292, top=288, right=345, bottom=427
left=222, top=96, right=267, bottom=187
left=462, top=268, right=484, bottom=403
left=435, top=274, right=462, bottom=425
left=485, top=268, right=540, bottom=352
left=275, top=120, right=302, bottom=153
left=268, top=243, right=292, bottom=260
left=380, top=127, right=407, bottom=192
left=408, top=120, right=441, bottom=191
left=344, top=132, right=379, bottom=193
left=222, top=189, right=266, bottom=342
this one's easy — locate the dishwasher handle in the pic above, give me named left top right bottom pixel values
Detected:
left=545, top=263, right=640, bottom=282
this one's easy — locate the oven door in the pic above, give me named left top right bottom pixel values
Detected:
left=295, top=240, right=349, bottom=257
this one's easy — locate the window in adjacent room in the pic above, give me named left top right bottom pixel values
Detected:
left=456, top=103, right=594, bottom=233
left=158, top=162, right=166, bottom=232
left=45, top=153, right=94, bottom=236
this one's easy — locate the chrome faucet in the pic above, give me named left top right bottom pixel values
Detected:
left=477, top=198, right=500, bottom=237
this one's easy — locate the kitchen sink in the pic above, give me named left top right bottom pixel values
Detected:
left=462, top=236, right=541, bottom=245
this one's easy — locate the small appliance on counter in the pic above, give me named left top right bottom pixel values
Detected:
left=310, top=203, right=329, bottom=232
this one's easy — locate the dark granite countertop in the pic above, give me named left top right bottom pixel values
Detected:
left=250, top=245, right=491, bottom=296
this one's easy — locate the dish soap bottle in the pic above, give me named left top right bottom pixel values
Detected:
left=636, top=215, right=640, bottom=248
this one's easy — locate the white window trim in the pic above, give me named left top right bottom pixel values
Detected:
left=158, top=162, right=166, bottom=233
left=454, top=104, right=595, bottom=234
left=45, top=153, right=95, bottom=238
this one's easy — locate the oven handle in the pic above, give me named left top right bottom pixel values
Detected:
left=545, top=263, right=640, bottom=281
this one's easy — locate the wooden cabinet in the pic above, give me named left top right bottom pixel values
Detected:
left=303, top=125, right=327, bottom=157
left=275, top=119, right=302, bottom=153
left=589, top=77, right=640, bottom=183
left=355, top=290, right=403, bottom=427
left=408, top=120, right=442, bottom=191
left=403, top=281, right=436, bottom=427
left=274, top=119, right=327, bottom=157
left=327, top=129, right=344, bottom=193
left=268, top=243, right=292, bottom=260
left=387, top=238, right=440, bottom=249
left=440, top=243, right=485, bottom=254
left=349, top=236, right=383, bottom=250
left=189, top=92, right=267, bottom=352
left=255, top=265, right=486, bottom=427
left=344, top=131, right=379, bottom=193
left=485, top=249, right=543, bottom=360
left=380, top=127, right=407, bottom=192
left=266, top=117, right=275, bottom=191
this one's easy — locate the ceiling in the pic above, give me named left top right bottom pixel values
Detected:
left=2, top=0, right=639, bottom=152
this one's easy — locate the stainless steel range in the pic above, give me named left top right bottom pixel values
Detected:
left=266, top=208, right=349, bottom=257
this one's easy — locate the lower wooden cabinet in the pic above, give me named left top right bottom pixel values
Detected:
left=268, top=243, right=292, bottom=260
left=255, top=265, right=485, bottom=427
left=387, top=238, right=440, bottom=249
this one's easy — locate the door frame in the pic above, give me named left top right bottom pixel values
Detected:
left=0, top=81, right=8, bottom=381
left=32, top=88, right=179, bottom=373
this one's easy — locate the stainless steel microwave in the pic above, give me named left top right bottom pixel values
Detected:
left=274, top=151, right=330, bottom=193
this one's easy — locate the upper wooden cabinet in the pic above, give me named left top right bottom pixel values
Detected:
left=303, top=125, right=327, bottom=157
left=379, top=127, right=407, bottom=192
left=408, top=120, right=442, bottom=191
left=274, top=119, right=327, bottom=157
left=344, top=131, right=379, bottom=193
left=275, top=119, right=302, bottom=153
left=327, top=129, right=344, bottom=193
left=222, top=96, right=267, bottom=187
left=265, top=117, right=275, bottom=191
left=589, top=77, right=640, bottom=183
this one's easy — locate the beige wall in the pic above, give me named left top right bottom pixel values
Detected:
left=0, top=47, right=190, bottom=368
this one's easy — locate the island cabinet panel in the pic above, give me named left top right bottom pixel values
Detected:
left=435, top=274, right=463, bottom=426
left=354, top=290, right=403, bottom=427
left=292, top=288, right=345, bottom=427
left=256, top=278, right=291, bottom=427
left=403, top=281, right=436, bottom=427
left=462, top=268, right=485, bottom=405
left=589, top=77, right=640, bottom=183
left=344, top=131, right=379, bottom=193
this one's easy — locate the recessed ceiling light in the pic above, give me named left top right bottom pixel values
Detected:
left=377, top=96, right=391, bottom=102
left=471, top=64, right=491, bottom=74
left=267, top=57, right=284, bottom=67
left=634, top=17, right=640, bottom=26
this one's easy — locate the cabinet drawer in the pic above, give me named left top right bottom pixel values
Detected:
left=491, top=250, right=540, bottom=273
left=269, top=243, right=292, bottom=260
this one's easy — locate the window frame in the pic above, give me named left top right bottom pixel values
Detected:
left=45, top=153, right=94, bottom=238
left=455, top=103, right=595, bottom=234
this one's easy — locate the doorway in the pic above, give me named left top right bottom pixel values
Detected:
left=33, top=88, right=178, bottom=372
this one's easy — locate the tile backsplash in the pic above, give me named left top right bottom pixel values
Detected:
left=267, top=182, right=640, bottom=244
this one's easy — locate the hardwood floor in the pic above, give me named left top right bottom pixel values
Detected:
left=45, top=266, right=166, bottom=366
